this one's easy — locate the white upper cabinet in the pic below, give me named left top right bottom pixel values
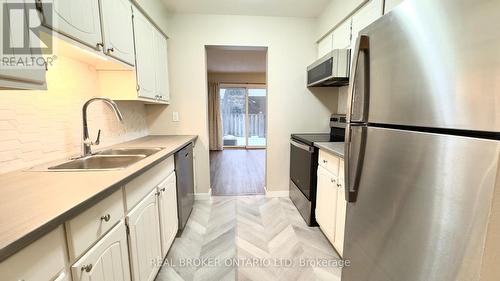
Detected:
left=100, top=0, right=135, bottom=65
left=42, top=0, right=103, bottom=49
left=133, top=6, right=157, bottom=100
left=133, top=6, right=170, bottom=102
left=0, top=0, right=47, bottom=89
left=351, top=0, right=384, bottom=47
left=332, top=19, right=352, bottom=50
left=71, top=221, right=131, bottom=281
left=154, top=30, right=170, bottom=102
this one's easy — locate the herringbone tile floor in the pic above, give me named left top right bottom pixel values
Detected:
left=156, top=196, right=342, bottom=281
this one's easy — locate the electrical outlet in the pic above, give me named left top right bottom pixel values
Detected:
left=172, top=112, right=180, bottom=122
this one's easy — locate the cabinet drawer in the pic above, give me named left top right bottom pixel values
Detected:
left=66, top=190, right=124, bottom=261
left=0, top=226, right=68, bottom=281
left=319, top=150, right=340, bottom=175
left=124, top=156, right=174, bottom=211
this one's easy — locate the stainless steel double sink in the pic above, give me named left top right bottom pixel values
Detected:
left=48, top=148, right=163, bottom=171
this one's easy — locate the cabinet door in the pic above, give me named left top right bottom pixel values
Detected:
left=0, top=0, right=46, bottom=89
left=351, top=0, right=384, bottom=47
left=334, top=160, right=346, bottom=256
left=100, top=0, right=135, bottom=65
left=133, top=7, right=157, bottom=100
left=158, top=172, right=178, bottom=257
left=42, top=0, right=102, bottom=49
left=316, top=166, right=338, bottom=242
left=332, top=19, right=352, bottom=50
left=71, top=221, right=131, bottom=281
left=127, top=189, right=162, bottom=281
left=154, top=30, right=170, bottom=102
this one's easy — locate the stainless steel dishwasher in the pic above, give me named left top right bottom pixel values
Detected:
left=174, top=143, right=195, bottom=235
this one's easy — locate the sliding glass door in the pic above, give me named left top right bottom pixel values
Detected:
left=220, top=85, right=267, bottom=148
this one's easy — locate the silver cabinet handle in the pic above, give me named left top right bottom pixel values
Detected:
left=81, top=264, right=93, bottom=272
left=100, top=214, right=111, bottom=222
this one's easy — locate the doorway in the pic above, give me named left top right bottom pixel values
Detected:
left=206, top=46, right=267, bottom=196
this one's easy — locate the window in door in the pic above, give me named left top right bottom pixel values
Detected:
left=220, top=86, right=267, bottom=148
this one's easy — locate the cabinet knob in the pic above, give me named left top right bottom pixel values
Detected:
left=81, top=264, right=93, bottom=273
left=100, top=214, right=111, bottom=222
left=155, top=191, right=161, bottom=196
left=323, top=160, right=328, bottom=164
left=337, top=183, right=341, bottom=188
left=161, top=187, right=166, bottom=192
left=107, top=48, right=114, bottom=53
left=96, top=43, right=103, bottom=50
left=331, top=178, right=336, bottom=183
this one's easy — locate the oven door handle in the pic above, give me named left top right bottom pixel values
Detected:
left=290, top=140, right=314, bottom=153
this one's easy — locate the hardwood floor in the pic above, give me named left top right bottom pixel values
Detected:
left=210, top=149, right=266, bottom=196
left=155, top=196, right=342, bottom=281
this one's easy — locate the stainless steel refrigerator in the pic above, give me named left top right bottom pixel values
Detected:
left=343, top=0, right=500, bottom=280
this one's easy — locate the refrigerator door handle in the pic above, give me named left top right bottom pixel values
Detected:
left=347, top=35, right=370, bottom=124
left=345, top=124, right=368, bottom=202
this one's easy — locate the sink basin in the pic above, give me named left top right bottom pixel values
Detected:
left=96, top=147, right=163, bottom=157
left=48, top=155, right=146, bottom=171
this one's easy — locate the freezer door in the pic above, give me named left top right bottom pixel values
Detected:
left=352, top=0, right=500, bottom=132
left=343, top=126, right=500, bottom=281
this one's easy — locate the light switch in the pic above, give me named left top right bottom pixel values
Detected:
left=172, top=112, right=180, bottom=122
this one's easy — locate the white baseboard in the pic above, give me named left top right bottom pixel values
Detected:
left=265, top=186, right=289, bottom=198
left=195, top=188, right=212, bottom=200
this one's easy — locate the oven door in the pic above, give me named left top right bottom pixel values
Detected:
left=290, top=139, right=316, bottom=200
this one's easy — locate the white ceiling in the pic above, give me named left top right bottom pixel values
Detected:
left=162, top=0, right=331, bottom=18
left=206, top=46, right=267, bottom=73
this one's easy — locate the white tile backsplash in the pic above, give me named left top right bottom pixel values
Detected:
left=0, top=57, right=149, bottom=174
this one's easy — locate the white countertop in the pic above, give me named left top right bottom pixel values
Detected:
left=315, top=142, right=345, bottom=158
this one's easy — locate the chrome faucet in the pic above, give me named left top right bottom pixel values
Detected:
left=82, top=97, right=124, bottom=156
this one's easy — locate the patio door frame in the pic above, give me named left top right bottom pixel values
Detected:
left=220, top=83, right=267, bottom=149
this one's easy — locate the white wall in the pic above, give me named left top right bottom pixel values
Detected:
left=146, top=14, right=338, bottom=194
left=0, top=57, right=149, bottom=174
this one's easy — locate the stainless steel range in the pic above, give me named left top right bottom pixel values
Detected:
left=289, top=115, right=346, bottom=226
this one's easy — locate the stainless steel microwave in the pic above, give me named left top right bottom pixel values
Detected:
left=307, top=49, right=351, bottom=87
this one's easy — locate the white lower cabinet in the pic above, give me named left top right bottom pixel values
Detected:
left=126, top=188, right=162, bottom=281
left=316, top=165, right=338, bottom=242
left=334, top=159, right=346, bottom=256
left=158, top=172, right=179, bottom=257
left=0, top=226, right=69, bottom=281
left=316, top=151, right=347, bottom=256
left=71, top=221, right=131, bottom=281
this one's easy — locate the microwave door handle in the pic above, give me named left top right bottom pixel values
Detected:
left=347, top=35, right=370, bottom=124
left=290, top=140, right=314, bottom=153
left=345, top=124, right=367, bottom=202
